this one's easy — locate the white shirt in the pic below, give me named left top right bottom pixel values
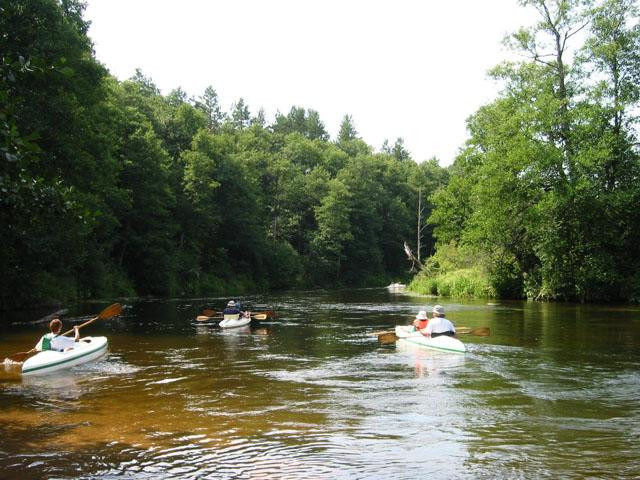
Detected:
left=425, top=317, right=455, bottom=335
left=36, top=333, right=77, bottom=352
left=51, top=335, right=76, bottom=351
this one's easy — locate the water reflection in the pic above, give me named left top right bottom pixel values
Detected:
left=396, top=340, right=465, bottom=378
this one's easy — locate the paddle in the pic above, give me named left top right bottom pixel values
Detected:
left=196, top=308, right=274, bottom=322
left=5, top=350, right=37, bottom=363
left=196, top=309, right=221, bottom=321
left=378, top=331, right=398, bottom=344
left=61, top=303, right=123, bottom=336
left=456, top=326, right=491, bottom=336
left=373, top=325, right=490, bottom=343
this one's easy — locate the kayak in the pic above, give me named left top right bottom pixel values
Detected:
left=22, top=336, right=109, bottom=375
left=395, top=326, right=465, bottom=353
left=219, top=314, right=251, bottom=329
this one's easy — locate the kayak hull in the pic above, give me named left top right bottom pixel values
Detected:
left=22, top=336, right=109, bottom=375
left=219, top=315, right=251, bottom=329
left=395, top=326, right=465, bottom=353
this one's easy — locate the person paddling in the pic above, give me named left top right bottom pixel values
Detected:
left=412, top=310, right=429, bottom=331
left=33, top=318, right=80, bottom=353
left=223, top=300, right=249, bottom=318
left=422, top=305, right=456, bottom=338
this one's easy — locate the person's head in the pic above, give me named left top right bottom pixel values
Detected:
left=432, top=305, right=445, bottom=317
left=227, top=300, right=236, bottom=307
left=49, top=318, right=62, bottom=334
left=415, top=310, right=428, bottom=321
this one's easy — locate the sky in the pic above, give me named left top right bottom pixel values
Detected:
left=84, top=0, right=536, bottom=166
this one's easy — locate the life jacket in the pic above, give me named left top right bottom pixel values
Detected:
left=41, top=333, right=56, bottom=351
left=415, top=319, right=429, bottom=330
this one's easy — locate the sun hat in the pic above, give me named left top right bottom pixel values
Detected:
left=432, top=305, right=445, bottom=315
left=415, top=310, right=428, bottom=320
left=227, top=300, right=236, bottom=307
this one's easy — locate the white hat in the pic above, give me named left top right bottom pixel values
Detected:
left=415, top=310, right=428, bottom=320
left=432, top=305, right=445, bottom=315
left=227, top=300, right=236, bottom=307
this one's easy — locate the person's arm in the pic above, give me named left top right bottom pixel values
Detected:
left=74, top=325, right=80, bottom=342
left=422, top=322, right=432, bottom=337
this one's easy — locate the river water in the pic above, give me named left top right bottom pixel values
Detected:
left=0, top=289, right=638, bottom=479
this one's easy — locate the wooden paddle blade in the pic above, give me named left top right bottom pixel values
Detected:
left=202, top=309, right=216, bottom=317
left=457, top=326, right=491, bottom=336
left=253, top=310, right=275, bottom=318
left=370, top=330, right=395, bottom=337
left=98, top=303, right=123, bottom=319
left=196, top=315, right=221, bottom=322
left=5, top=350, right=36, bottom=363
left=378, top=332, right=398, bottom=344
left=469, top=327, right=491, bottom=336
left=251, top=314, right=267, bottom=320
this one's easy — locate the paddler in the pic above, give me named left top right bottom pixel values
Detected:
left=32, top=318, right=80, bottom=353
left=223, top=300, right=249, bottom=318
left=412, top=310, right=429, bottom=331
left=422, top=305, right=456, bottom=338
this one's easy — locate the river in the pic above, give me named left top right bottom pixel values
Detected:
left=1, top=289, right=639, bottom=479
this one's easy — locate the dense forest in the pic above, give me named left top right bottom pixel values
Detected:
left=2, top=0, right=639, bottom=309
left=413, top=0, right=640, bottom=302
left=0, top=0, right=446, bottom=309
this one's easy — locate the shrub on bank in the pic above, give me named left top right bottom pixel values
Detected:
left=409, top=267, right=496, bottom=298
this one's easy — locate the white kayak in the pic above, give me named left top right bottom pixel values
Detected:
left=219, top=314, right=251, bottom=329
left=395, top=326, right=466, bottom=353
left=22, top=336, right=109, bottom=375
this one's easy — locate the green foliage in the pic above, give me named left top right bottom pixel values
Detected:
left=0, top=0, right=449, bottom=308
left=426, top=0, right=640, bottom=302
left=409, top=243, right=496, bottom=298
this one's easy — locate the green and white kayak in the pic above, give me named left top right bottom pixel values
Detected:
left=395, top=326, right=466, bottom=353
left=22, top=336, right=109, bottom=375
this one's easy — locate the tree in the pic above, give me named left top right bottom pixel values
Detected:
left=337, top=114, right=358, bottom=143
left=230, top=98, right=251, bottom=129
left=196, top=85, right=225, bottom=131
left=427, top=0, right=640, bottom=301
left=311, top=178, right=353, bottom=281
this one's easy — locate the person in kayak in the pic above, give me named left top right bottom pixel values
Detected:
left=223, top=300, right=249, bottom=318
left=34, top=318, right=80, bottom=352
left=422, top=305, right=456, bottom=338
left=412, top=310, right=429, bottom=330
